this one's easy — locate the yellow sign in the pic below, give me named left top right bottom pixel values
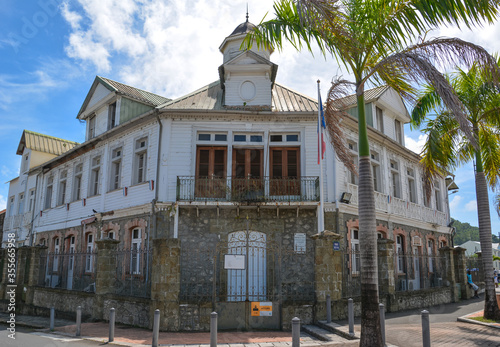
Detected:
left=251, top=302, right=272, bottom=316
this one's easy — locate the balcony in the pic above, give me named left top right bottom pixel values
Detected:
left=346, top=183, right=448, bottom=226
left=177, top=176, right=320, bottom=203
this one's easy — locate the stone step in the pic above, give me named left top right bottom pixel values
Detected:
left=316, top=320, right=358, bottom=340
left=302, top=324, right=358, bottom=345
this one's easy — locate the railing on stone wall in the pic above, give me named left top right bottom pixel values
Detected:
left=177, top=176, right=320, bottom=202
left=113, top=247, right=152, bottom=298
left=37, top=249, right=97, bottom=292
left=394, top=252, right=447, bottom=292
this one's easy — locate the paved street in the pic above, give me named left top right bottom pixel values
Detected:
left=0, top=325, right=103, bottom=347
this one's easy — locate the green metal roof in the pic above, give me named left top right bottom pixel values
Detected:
left=17, top=130, right=79, bottom=156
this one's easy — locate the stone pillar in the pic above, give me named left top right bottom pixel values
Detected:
left=15, top=247, right=31, bottom=303
left=438, top=246, right=457, bottom=302
left=377, top=239, right=396, bottom=295
left=453, top=247, right=468, bottom=300
left=150, top=238, right=181, bottom=331
left=93, top=239, right=120, bottom=320
left=25, top=246, right=48, bottom=306
left=312, top=230, right=343, bottom=321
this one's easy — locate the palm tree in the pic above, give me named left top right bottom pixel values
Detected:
left=412, top=64, right=500, bottom=319
left=243, top=1, right=500, bottom=344
left=495, top=192, right=500, bottom=218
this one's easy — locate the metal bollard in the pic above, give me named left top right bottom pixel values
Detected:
left=109, top=308, right=115, bottom=342
left=210, top=312, right=217, bottom=347
left=421, top=310, right=431, bottom=347
left=152, top=309, right=160, bottom=347
left=326, top=294, right=332, bottom=323
left=76, top=306, right=81, bottom=337
left=292, top=317, right=300, bottom=347
left=379, top=303, right=386, bottom=347
left=348, top=298, right=354, bottom=336
left=50, top=307, right=55, bottom=331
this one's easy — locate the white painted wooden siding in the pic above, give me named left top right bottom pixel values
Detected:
left=224, top=75, right=272, bottom=106
left=88, top=83, right=111, bottom=109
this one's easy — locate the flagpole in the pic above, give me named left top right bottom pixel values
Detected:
left=317, top=80, right=325, bottom=234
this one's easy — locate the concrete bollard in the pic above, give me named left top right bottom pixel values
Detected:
left=50, top=307, right=55, bottom=331
left=348, top=298, right=354, bottom=336
left=379, top=303, right=386, bottom=347
left=421, top=310, right=431, bottom=347
left=76, top=306, right=81, bottom=337
left=109, top=308, right=115, bottom=342
left=292, top=317, right=300, bottom=347
left=210, top=312, right=217, bottom=347
left=326, top=294, right=332, bottom=323
left=152, top=309, right=160, bottom=347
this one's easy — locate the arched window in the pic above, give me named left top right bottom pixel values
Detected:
left=396, top=235, right=405, bottom=273
left=428, top=239, right=435, bottom=273
left=131, top=228, right=142, bottom=274
left=85, top=233, right=94, bottom=272
left=52, top=237, right=60, bottom=271
left=351, top=229, right=360, bottom=275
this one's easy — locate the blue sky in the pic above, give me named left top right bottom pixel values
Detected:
left=1, top=0, right=499, bottom=236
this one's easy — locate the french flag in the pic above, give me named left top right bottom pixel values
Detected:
left=318, top=95, right=326, bottom=164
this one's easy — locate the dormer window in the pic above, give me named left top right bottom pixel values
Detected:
left=395, top=119, right=402, bottom=144
left=21, top=154, right=29, bottom=173
left=108, top=102, right=117, bottom=130
left=88, top=115, right=96, bottom=139
left=376, top=107, right=384, bottom=133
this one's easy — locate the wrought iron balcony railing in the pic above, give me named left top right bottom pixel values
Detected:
left=176, top=176, right=320, bottom=202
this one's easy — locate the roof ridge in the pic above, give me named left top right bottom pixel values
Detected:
left=23, top=130, right=79, bottom=144
left=159, top=80, right=220, bottom=108
left=97, top=76, right=169, bottom=102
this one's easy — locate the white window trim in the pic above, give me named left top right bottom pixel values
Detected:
left=133, top=137, right=148, bottom=185
left=109, top=147, right=122, bottom=191
left=72, top=163, right=83, bottom=201
left=89, top=156, right=101, bottom=197
left=131, top=228, right=142, bottom=274
left=85, top=233, right=94, bottom=273
left=45, top=176, right=54, bottom=210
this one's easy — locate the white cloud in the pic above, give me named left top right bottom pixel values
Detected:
left=404, top=134, right=427, bottom=155
left=60, top=0, right=340, bottom=99
left=449, top=194, right=463, bottom=213
left=0, top=194, right=6, bottom=210
left=465, top=200, right=477, bottom=212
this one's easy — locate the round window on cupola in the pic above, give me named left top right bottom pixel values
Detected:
left=240, top=80, right=256, bottom=101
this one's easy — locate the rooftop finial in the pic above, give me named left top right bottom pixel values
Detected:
left=246, top=3, right=249, bottom=22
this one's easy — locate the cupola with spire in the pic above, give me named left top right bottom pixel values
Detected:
left=218, top=9, right=278, bottom=108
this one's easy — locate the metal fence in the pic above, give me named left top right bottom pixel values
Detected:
left=176, top=176, right=320, bottom=202
left=394, top=252, right=446, bottom=292
left=179, top=238, right=315, bottom=305
left=465, top=256, right=484, bottom=283
left=113, top=247, right=152, bottom=298
left=341, top=249, right=361, bottom=298
left=38, top=250, right=97, bottom=292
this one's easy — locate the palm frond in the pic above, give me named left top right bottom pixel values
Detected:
left=324, top=78, right=357, bottom=175
left=479, top=124, right=500, bottom=187
left=410, top=84, right=443, bottom=129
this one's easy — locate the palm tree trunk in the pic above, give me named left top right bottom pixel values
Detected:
left=475, top=171, right=500, bottom=319
left=357, top=92, right=383, bottom=346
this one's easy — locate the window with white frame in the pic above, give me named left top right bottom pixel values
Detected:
left=21, top=153, right=29, bottom=173
left=88, top=115, right=96, bottom=139
left=108, top=102, right=117, bottom=130
left=85, top=233, right=94, bottom=272
left=428, top=239, right=434, bottom=272
left=376, top=106, right=384, bottom=133
left=351, top=229, right=360, bottom=275
left=109, top=147, right=122, bottom=191
left=131, top=228, right=142, bottom=274
left=422, top=176, right=430, bottom=208
left=18, top=193, right=24, bottom=215
left=233, top=133, right=263, bottom=143
left=45, top=176, right=54, bottom=209
left=348, top=141, right=358, bottom=185
left=7, top=196, right=14, bottom=217
left=407, top=168, right=417, bottom=203
left=28, top=189, right=35, bottom=211
left=396, top=235, right=405, bottom=273
left=108, top=231, right=115, bottom=240
left=434, top=180, right=442, bottom=211
left=134, top=138, right=148, bottom=184
left=72, top=163, right=83, bottom=201
left=57, top=170, right=67, bottom=206
left=390, top=160, right=401, bottom=198
left=371, top=151, right=381, bottom=192
left=395, top=119, right=402, bottom=144
left=89, top=156, right=101, bottom=196
left=270, top=133, right=300, bottom=143
left=197, top=132, right=228, bottom=142
left=53, top=237, right=60, bottom=271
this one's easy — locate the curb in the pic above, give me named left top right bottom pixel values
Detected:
left=0, top=318, right=44, bottom=330
left=457, top=310, right=500, bottom=330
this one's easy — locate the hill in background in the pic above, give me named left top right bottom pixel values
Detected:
left=452, top=218, right=500, bottom=245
